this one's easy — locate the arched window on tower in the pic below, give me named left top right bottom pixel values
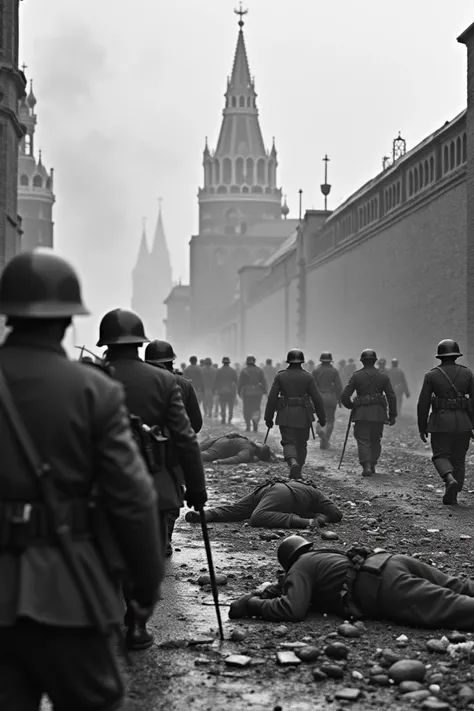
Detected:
left=20, top=174, right=29, bottom=187
left=450, top=141, right=455, bottom=170
left=223, top=158, right=232, bottom=185
left=246, top=157, right=254, bottom=184
left=419, top=164, right=424, bottom=190
left=235, top=157, right=244, bottom=185
left=463, top=133, right=467, bottom=162
left=247, top=97, right=251, bottom=107
left=414, top=167, right=419, bottom=193
left=257, top=158, right=265, bottom=184
left=396, top=180, right=401, bottom=204
left=239, top=96, right=245, bottom=107
left=33, top=175, right=43, bottom=188
left=456, top=136, right=462, bottom=166
left=214, top=159, right=220, bottom=184
left=443, top=145, right=449, bottom=174
left=231, top=96, right=237, bottom=108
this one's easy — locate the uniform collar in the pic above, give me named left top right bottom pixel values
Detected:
left=2, top=332, right=67, bottom=356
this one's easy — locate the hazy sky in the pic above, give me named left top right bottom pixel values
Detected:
left=20, top=1, right=473, bottom=348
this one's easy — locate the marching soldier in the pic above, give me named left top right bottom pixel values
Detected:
left=183, top=356, right=204, bottom=404
left=265, top=349, right=326, bottom=479
left=215, top=357, right=238, bottom=424
left=238, top=355, right=268, bottom=432
left=97, top=308, right=208, bottom=648
left=201, top=357, right=217, bottom=417
left=341, top=349, right=397, bottom=477
left=312, top=352, right=343, bottom=449
left=185, top=478, right=342, bottom=529
left=229, top=535, right=474, bottom=629
left=341, top=357, right=356, bottom=387
left=263, top=358, right=277, bottom=390
left=377, top=357, right=388, bottom=374
left=417, top=339, right=474, bottom=505
left=0, top=252, right=163, bottom=708
left=389, top=358, right=410, bottom=415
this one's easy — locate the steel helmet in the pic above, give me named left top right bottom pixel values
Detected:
left=190, top=356, right=198, bottom=364
left=222, top=356, right=231, bottom=364
left=391, top=358, right=399, bottom=366
left=319, top=352, right=333, bottom=362
left=377, top=358, right=387, bottom=366
left=278, top=535, right=313, bottom=571
left=246, top=355, right=256, bottom=365
left=436, top=339, right=462, bottom=358
left=265, top=358, right=273, bottom=365
left=255, top=443, right=272, bottom=462
left=360, top=349, right=378, bottom=362
left=97, top=309, right=149, bottom=347
left=0, top=251, right=89, bottom=318
left=204, top=357, right=212, bottom=366
left=145, top=339, right=176, bottom=363
left=286, top=349, right=305, bottom=364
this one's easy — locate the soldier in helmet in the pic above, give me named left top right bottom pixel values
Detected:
left=145, top=339, right=203, bottom=557
left=388, top=358, right=410, bottom=415
left=215, top=357, right=238, bottom=424
left=185, top=478, right=342, bottom=529
left=238, top=355, right=268, bottom=432
left=417, top=339, right=474, bottom=505
left=201, top=357, right=217, bottom=418
left=312, top=352, right=342, bottom=449
left=341, top=349, right=397, bottom=477
left=377, top=357, right=388, bottom=374
left=0, top=252, right=162, bottom=708
left=228, top=534, right=474, bottom=629
left=184, top=355, right=204, bottom=405
left=265, top=349, right=326, bottom=479
left=341, top=358, right=356, bottom=388
left=263, top=358, right=277, bottom=390
left=97, top=308, right=207, bottom=648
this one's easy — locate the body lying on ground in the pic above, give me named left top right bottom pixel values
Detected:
left=199, top=432, right=272, bottom=464
left=186, top=479, right=342, bottom=529
left=229, top=535, right=474, bottom=629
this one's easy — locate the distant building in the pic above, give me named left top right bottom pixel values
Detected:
left=18, top=80, right=55, bottom=250
left=163, top=283, right=191, bottom=357
left=164, top=9, right=297, bottom=359
left=131, top=206, right=172, bottom=340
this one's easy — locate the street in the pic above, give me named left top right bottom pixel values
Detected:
left=120, top=408, right=474, bottom=711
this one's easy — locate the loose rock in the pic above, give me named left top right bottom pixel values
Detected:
left=312, top=668, right=328, bottom=682
left=447, top=631, right=466, bottom=643
left=189, top=636, right=214, bottom=645
left=321, top=663, right=344, bottom=679
left=352, top=671, right=364, bottom=681
left=338, top=623, right=361, bottom=639
left=325, top=642, right=349, bottom=660
left=389, top=659, right=426, bottom=683
left=334, top=688, right=361, bottom=701
left=274, top=625, right=289, bottom=637
left=321, top=530, right=339, bottom=541
left=371, top=674, right=391, bottom=687
left=382, top=648, right=401, bottom=665
left=197, top=574, right=228, bottom=586
left=295, top=646, right=320, bottom=662
left=421, top=699, right=451, bottom=710
left=399, top=681, right=424, bottom=693
left=426, top=639, right=448, bottom=654
left=403, top=690, right=431, bottom=702
left=225, top=655, right=251, bottom=667
left=230, top=628, right=246, bottom=642
left=276, top=651, right=301, bottom=666
left=459, top=684, right=474, bottom=701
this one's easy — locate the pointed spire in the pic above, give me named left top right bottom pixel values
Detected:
left=134, top=218, right=150, bottom=271
left=27, top=79, right=37, bottom=109
left=229, top=12, right=252, bottom=91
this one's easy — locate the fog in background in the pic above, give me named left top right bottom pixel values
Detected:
left=20, top=0, right=473, bottom=352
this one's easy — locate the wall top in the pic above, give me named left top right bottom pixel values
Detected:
left=457, top=21, right=474, bottom=45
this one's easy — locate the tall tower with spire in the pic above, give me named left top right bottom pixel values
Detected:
left=131, top=204, right=173, bottom=339
left=188, top=6, right=296, bottom=343
left=17, top=79, right=55, bottom=250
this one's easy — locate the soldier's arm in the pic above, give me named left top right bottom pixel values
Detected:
left=237, top=370, right=245, bottom=397
left=186, top=384, right=203, bottom=433
left=217, top=447, right=254, bottom=465
left=340, top=376, right=357, bottom=409
left=264, top=375, right=281, bottom=422
left=334, top=371, right=343, bottom=401
left=417, top=374, right=432, bottom=433
left=243, top=569, right=314, bottom=622
left=261, top=372, right=268, bottom=394
left=308, top=378, right=326, bottom=423
left=383, top=375, right=397, bottom=419
left=165, top=382, right=207, bottom=494
left=313, top=491, right=343, bottom=523
left=93, top=382, right=163, bottom=607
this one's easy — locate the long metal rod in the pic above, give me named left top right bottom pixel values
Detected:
left=198, top=507, right=224, bottom=640
left=338, top=411, right=353, bottom=469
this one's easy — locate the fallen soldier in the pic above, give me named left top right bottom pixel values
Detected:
left=229, top=535, right=474, bottom=629
left=199, top=432, right=273, bottom=465
left=185, top=478, right=342, bottom=529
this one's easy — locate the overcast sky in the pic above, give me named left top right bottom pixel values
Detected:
left=20, top=0, right=473, bottom=349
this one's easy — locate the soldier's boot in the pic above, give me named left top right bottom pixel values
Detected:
left=442, top=472, right=459, bottom=505
left=361, top=462, right=372, bottom=477
left=253, top=422, right=258, bottom=432
left=288, top=458, right=301, bottom=480
left=320, top=432, right=329, bottom=450
left=371, top=462, right=377, bottom=474
left=245, top=421, right=251, bottom=432
left=125, top=609, right=154, bottom=651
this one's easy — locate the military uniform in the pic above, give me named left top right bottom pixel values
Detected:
left=238, top=357, right=267, bottom=431
left=263, top=361, right=277, bottom=390
left=199, top=433, right=259, bottom=464
left=265, top=350, right=326, bottom=479
left=183, top=361, right=204, bottom=403
left=230, top=541, right=474, bottom=630
left=417, top=340, right=474, bottom=504
left=341, top=359, right=356, bottom=387
left=341, top=350, right=397, bottom=476
left=389, top=360, right=410, bottom=415
left=201, top=361, right=217, bottom=417
left=189, top=479, right=342, bottom=529
left=215, top=359, right=238, bottom=424
left=312, top=353, right=342, bottom=449
left=0, top=253, right=162, bottom=709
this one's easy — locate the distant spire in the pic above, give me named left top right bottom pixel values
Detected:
left=134, top=218, right=150, bottom=271
left=229, top=12, right=252, bottom=90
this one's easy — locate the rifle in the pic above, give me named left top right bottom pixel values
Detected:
left=198, top=507, right=224, bottom=640
left=338, top=411, right=353, bottom=470
left=0, top=368, right=130, bottom=674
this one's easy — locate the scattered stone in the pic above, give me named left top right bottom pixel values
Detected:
left=338, top=623, right=361, bottom=639
left=325, top=642, right=349, bottom=660
left=382, top=648, right=401, bottom=664
left=403, top=690, right=430, bottom=702
left=197, top=574, right=227, bottom=586
left=389, top=659, right=426, bottom=683
left=321, top=663, right=344, bottom=679
left=426, top=639, right=448, bottom=654
left=334, top=688, right=361, bottom=701
left=312, top=668, right=328, bottom=682
left=396, top=634, right=409, bottom=647
left=427, top=529, right=440, bottom=533
left=399, top=681, right=424, bottom=693
left=421, top=699, right=451, bottom=710
left=225, top=654, right=251, bottom=668
left=194, top=657, right=212, bottom=666
left=428, top=674, right=444, bottom=684
left=321, top=531, right=339, bottom=541
left=189, top=636, right=215, bottom=645
left=295, top=646, right=320, bottom=662
left=460, top=535, right=472, bottom=540
left=259, top=532, right=281, bottom=541
left=429, top=684, right=441, bottom=695
left=369, top=665, right=385, bottom=676
left=230, top=628, right=246, bottom=642
left=276, top=651, right=301, bottom=666
left=280, top=641, right=306, bottom=649
left=352, top=671, right=364, bottom=681
left=459, top=684, right=474, bottom=701
left=353, top=621, right=366, bottom=631
left=371, top=674, right=391, bottom=686
left=274, top=625, right=289, bottom=637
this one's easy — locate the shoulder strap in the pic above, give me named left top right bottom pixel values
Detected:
left=435, top=365, right=462, bottom=397
left=0, top=367, right=49, bottom=480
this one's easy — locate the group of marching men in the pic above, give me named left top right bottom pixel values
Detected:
left=1, top=250, right=474, bottom=710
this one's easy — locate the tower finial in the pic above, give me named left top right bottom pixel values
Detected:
left=158, top=196, right=163, bottom=211
left=142, top=216, right=147, bottom=230
left=234, top=2, right=248, bottom=28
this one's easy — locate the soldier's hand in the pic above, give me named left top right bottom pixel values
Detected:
left=228, top=593, right=255, bottom=619
left=185, top=488, right=208, bottom=510
left=265, top=420, right=274, bottom=429
left=318, top=419, right=326, bottom=428
left=309, top=514, right=328, bottom=529
left=388, top=417, right=396, bottom=426
left=419, top=431, right=428, bottom=443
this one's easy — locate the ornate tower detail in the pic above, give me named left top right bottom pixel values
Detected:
left=198, top=5, right=282, bottom=237
left=18, top=80, right=55, bottom=250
